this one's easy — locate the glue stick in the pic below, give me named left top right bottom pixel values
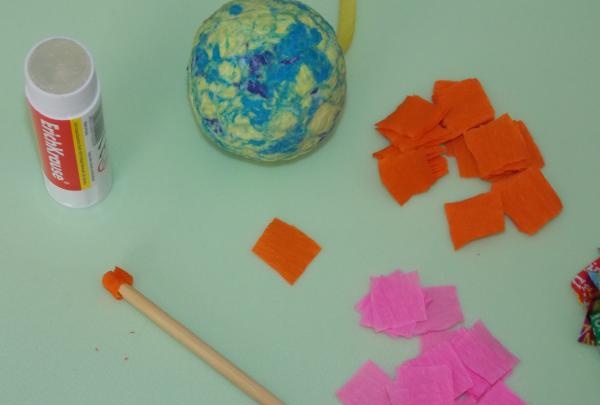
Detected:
left=25, top=37, right=111, bottom=208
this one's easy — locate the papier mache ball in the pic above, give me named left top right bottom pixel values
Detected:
left=188, top=0, right=347, bottom=162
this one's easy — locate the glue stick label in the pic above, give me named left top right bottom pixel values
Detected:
left=29, top=103, right=107, bottom=191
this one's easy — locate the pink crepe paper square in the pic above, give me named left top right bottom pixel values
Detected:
left=451, top=321, right=519, bottom=385
left=387, top=365, right=454, bottom=405
left=336, top=360, right=393, bottom=405
left=413, top=286, right=464, bottom=335
left=419, top=328, right=466, bottom=354
left=477, top=381, right=527, bottom=405
left=355, top=271, right=433, bottom=337
left=383, top=282, right=439, bottom=338
left=370, top=271, right=427, bottom=331
left=403, top=341, right=473, bottom=398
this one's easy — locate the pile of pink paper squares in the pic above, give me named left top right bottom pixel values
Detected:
left=339, top=270, right=525, bottom=404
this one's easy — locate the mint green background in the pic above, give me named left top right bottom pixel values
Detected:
left=1, top=0, right=599, bottom=403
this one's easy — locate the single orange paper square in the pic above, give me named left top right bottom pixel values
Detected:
left=464, top=114, right=530, bottom=178
left=377, top=149, right=437, bottom=205
left=492, top=168, right=562, bottom=235
left=377, top=95, right=447, bottom=139
left=434, top=78, right=495, bottom=136
left=252, top=218, right=321, bottom=285
left=444, top=192, right=505, bottom=250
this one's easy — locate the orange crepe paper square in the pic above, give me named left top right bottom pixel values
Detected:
left=252, top=218, right=321, bottom=285
left=444, top=192, right=505, bottom=250
left=464, top=114, right=530, bottom=178
left=483, top=120, right=546, bottom=182
left=377, top=149, right=437, bottom=205
left=434, top=78, right=495, bottom=136
left=445, top=136, right=481, bottom=178
left=491, top=168, right=562, bottom=235
left=377, top=95, right=447, bottom=139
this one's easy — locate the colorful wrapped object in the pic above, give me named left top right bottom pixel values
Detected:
left=571, top=257, right=600, bottom=346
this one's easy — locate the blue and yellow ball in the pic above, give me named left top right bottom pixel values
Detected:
left=188, top=0, right=346, bottom=162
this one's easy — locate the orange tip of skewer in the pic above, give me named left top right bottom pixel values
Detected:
left=102, top=267, right=134, bottom=300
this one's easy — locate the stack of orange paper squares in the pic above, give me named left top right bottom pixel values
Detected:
left=374, top=78, right=562, bottom=250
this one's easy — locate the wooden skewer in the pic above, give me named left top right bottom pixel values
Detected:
left=103, top=267, right=286, bottom=405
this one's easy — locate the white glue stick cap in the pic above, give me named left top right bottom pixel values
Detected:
left=25, top=37, right=98, bottom=119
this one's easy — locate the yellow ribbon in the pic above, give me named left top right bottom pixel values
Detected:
left=337, top=0, right=356, bottom=53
